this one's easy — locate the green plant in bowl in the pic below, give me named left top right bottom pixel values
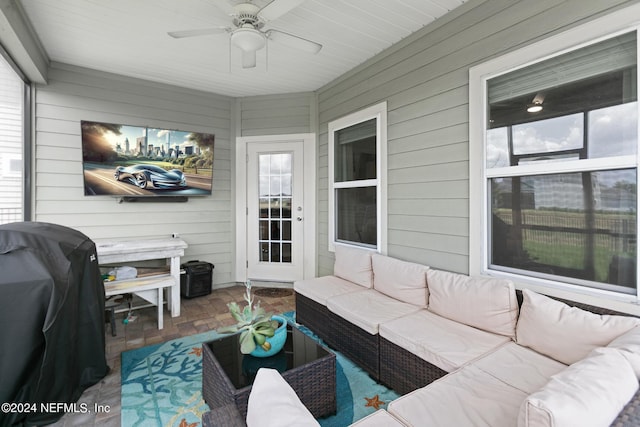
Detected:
left=218, top=280, right=278, bottom=354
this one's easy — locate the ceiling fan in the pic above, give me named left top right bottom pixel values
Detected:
left=168, top=0, right=322, bottom=69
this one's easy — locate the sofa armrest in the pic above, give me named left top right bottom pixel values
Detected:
left=202, top=404, right=246, bottom=427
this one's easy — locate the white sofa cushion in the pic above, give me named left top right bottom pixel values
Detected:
left=246, top=368, right=319, bottom=427
left=371, top=254, right=428, bottom=307
left=334, top=244, right=374, bottom=288
left=388, top=364, right=527, bottom=427
left=379, top=309, right=510, bottom=372
left=349, top=409, right=407, bottom=426
left=518, top=348, right=638, bottom=427
left=294, top=275, right=365, bottom=306
left=608, top=326, right=640, bottom=378
left=327, top=289, right=422, bottom=335
left=516, top=289, right=639, bottom=364
left=427, top=269, right=518, bottom=338
left=471, top=342, right=566, bottom=394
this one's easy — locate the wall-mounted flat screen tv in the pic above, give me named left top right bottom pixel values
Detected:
left=81, top=120, right=214, bottom=197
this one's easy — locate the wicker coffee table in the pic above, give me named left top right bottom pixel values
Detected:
left=202, top=322, right=337, bottom=419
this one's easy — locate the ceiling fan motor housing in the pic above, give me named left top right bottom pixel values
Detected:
left=233, top=3, right=264, bottom=29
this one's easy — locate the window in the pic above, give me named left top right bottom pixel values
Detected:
left=328, top=102, right=387, bottom=251
left=471, top=26, right=639, bottom=298
left=0, top=52, right=28, bottom=225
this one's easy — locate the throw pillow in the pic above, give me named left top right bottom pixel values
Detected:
left=246, top=368, right=319, bottom=427
left=516, top=289, right=640, bottom=365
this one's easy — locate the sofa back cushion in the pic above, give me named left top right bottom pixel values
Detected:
left=333, top=244, right=373, bottom=288
left=516, top=289, right=640, bottom=365
left=517, top=348, right=638, bottom=427
left=372, top=254, right=429, bottom=307
left=427, top=269, right=519, bottom=338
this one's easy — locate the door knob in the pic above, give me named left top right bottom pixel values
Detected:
left=297, top=217, right=303, bottom=221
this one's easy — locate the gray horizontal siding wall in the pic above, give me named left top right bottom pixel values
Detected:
left=34, top=63, right=235, bottom=286
left=316, top=0, right=637, bottom=276
left=238, top=92, right=315, bottom=137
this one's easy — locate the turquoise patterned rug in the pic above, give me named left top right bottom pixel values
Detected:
left=121, top=312, right=399, bottom=427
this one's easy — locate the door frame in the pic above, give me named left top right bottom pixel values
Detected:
left=235, top=133, right=316, bottom=283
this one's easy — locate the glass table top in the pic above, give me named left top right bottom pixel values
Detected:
left=205, top=323, right=332, bottom=389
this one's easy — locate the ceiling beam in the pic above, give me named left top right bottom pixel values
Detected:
left=0, top=0, right=48, bottom=83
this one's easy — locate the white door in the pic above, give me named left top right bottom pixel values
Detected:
left=246, top=140, right=305, bottom=281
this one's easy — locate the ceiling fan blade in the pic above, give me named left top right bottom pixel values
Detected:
left=258, top=0, right=305, bottom=21
left=168, top=27, right=229, bottom=39
left=242, top=50, right=257, bottom=69
left=267, top=29, right=322, bottom=54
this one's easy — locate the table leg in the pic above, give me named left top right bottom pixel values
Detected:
left=169, top=256, right=181, bottom=317
left=157, top=287, right=164, bottom=329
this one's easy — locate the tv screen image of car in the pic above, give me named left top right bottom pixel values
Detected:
left=81, top=120, right=214, bottom=197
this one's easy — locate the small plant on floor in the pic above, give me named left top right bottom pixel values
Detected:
left=218, top=280, right=278, bottom=354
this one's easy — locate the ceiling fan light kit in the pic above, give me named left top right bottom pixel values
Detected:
left=168, top=0, right=322, bottom=69
left=231, top=26, right=266, bottom=52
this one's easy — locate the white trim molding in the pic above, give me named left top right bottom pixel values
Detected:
left=469, top=4, right=640, bottom=314
left=235, top=133, right=317, bottom=283
left=327, top=101, right=388, bottom=254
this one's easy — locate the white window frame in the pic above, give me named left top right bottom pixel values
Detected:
left=328, top=101, right=387, bottom=253
left=469, top=6, right=640, bottom=304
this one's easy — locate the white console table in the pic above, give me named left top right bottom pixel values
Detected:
left=95, top=237, right=188, bottom=329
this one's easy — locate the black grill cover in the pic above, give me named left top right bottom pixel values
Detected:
left=0, top=222, right=108, bottom=426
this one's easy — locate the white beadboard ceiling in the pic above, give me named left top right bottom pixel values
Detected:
left=18, top=0, right=467, bottom=97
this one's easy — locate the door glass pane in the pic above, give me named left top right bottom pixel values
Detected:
left=271, top=221, right=281, bottom=240
left=270, top=198, right=281, bottom=218
left=259, top=198, right=269, bottom=218
left=258, top=152, right=293, bottom=264
left=282, top=220, right=291, bottom=240
left=260, top=242, right=269, bottom=262
left=281, top=198, right=292, bottom=218
left=259, top=220, right=269, bottom=240
left=271, top=243, right=280, bottom=262
left=259, top=176, right=269, bottom=196
left=282, top=243, right=292, bottom=263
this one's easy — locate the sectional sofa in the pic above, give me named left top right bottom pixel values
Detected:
left=293, top=245, right=640, bottom=427
left=202, top=245, right=640, bottom=426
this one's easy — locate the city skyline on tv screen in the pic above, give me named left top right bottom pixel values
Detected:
left=81, top=120, right=214, bottom=197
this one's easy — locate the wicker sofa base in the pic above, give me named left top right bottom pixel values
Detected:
left=295, top=292, right=332, bottom=342
left=379, top=336, right=447, bottom=395
left=324, top=309, right=380, bottom=381
left=292, top=285, right=640, bottom=426
left=295, top=291, right=380, bottom=380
